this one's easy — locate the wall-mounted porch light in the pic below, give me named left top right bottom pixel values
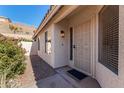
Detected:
left=60, top=30, right=65, bottom=38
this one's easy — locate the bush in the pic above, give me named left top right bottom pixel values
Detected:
left=0, top=38, right=26, bottom=80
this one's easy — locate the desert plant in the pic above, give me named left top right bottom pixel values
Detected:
left=0, top=71, right=20, bottom=88
left=9, top=24, right=19, bottom=34
left=0, top=41, right=26, bottom=79
left=0, top=37, right=26, bottom=87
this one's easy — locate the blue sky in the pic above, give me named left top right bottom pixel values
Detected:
left=0, top=5, right=50, bottom=28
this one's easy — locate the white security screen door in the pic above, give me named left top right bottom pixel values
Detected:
left=74, top=20, right=91, bottom=74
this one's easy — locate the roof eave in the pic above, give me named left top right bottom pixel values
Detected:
left=33, top=5, right=62, bottom=39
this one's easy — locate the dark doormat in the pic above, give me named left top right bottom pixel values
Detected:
left=67, top=69, right=87, bottom=80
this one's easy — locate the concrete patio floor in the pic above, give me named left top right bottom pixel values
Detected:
left=32, top=66, right=101, bottom=88
left=55, top=66, right=101, bottom=88
left=20, top=55, right=100, bottom=88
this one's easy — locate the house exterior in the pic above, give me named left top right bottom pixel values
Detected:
left=33, top=5, right=124, bottom=88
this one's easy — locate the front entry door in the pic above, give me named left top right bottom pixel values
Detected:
left=74, top=20, right=91, bottom=75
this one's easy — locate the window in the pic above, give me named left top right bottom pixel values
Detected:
left=70, top=27, right=73, bottom=60
left=45, top=32, right=47, bottom=53
left=45, top=31, right=51, bottom=54
left=38, top=38, right=40, bottom=50
left=99, top=5, right=119, bottom=74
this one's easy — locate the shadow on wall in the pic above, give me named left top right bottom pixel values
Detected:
left=30, top=41, right=38, bottom=56
left=29, top=41, right=56, bottom=88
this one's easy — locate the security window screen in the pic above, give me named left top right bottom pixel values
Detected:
left=99, top=5, right=119, bottom=75
left=38, top=38, right=40, bottom=50
left=45, top=31, right=51, bottom=54
left=45, top=31, right=47, bottom=53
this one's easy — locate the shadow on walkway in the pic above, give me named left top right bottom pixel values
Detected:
left=29, top=55, right=56, bottom=87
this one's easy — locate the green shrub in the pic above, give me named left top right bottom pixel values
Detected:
left=0, top=38, right=26, bottom=80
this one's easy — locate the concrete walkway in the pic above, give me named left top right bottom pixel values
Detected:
left=31, top=66, right=101, bottom=88
left=36, top=74, right=74, bottom=88
left=20, top=55, right=100, bottom=88
left=19, top=55, right=56, bottom=87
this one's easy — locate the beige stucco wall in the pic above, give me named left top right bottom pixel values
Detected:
left=30, top=41, right=38, bottom=55
left=53, top=20, right=69, bottom=68
left=37, top=25, right=54, bottom=67
left=66, top=6, right=102, bottom=76
left=67, top=6, right=101, bottom=26
left=67, top=5, right=124, bottom=87
left=35, top=6, right=77, bottom=68
left=35, top=5, right=124, bottom=87
left=65, top=5, right=124, bottom=87
left=35, top=6, right=80, bottom=68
